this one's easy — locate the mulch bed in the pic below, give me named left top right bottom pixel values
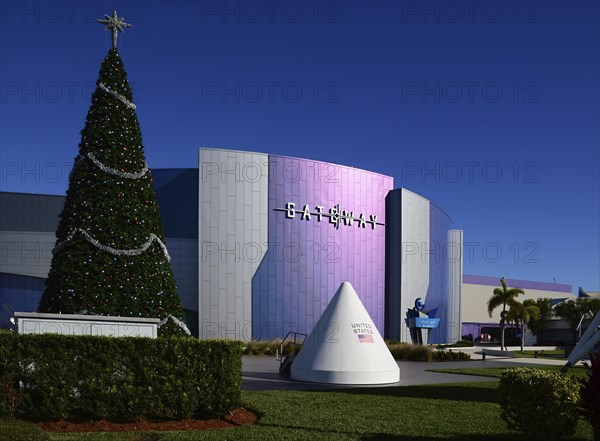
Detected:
left=37, top=407, right=258, bottom=432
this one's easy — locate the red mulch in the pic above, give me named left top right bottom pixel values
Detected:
left=37, top=407, right=258, bottom=433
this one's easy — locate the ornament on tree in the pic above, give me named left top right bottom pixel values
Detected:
left=97, top=10, right=132, bottom=50
left=38, top=11, right=188, bottom=337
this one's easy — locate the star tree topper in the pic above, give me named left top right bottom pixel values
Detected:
left=97, top=10, right=132, bottom=49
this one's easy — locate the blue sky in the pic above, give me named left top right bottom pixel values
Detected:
left=1, top=0, right=598, bottom=292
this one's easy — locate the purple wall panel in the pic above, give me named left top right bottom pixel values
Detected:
left=252, top=155, right=393, bottom=339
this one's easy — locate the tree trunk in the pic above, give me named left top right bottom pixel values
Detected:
left=501, top=305, right=506, bottom=350
left=520, top=322, right=525, bottom=352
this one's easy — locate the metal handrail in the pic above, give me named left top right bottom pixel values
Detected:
left=277, top=331, right=307, bottom=364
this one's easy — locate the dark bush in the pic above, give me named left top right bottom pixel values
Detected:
left=0, top=331, right=242, bottom=422
left=242, top=339, right=304, bottom=356
left=384, top=339, right=407, bottom=345
left=581, top=350, right=600, bottom=441
left=499, top=367, right=580, bottom=441
left=436, top=340, right=474, bottom=349
left=388, top=344, right=432, bottom=361
left=244, top=339, right=282, bottom=356
left=432, top=350, right=471, bottom=361
left=386, top=343, right=471, bottom=362
left=0, top=333, right=21, bottom=418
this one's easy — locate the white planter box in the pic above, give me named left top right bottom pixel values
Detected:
left=14, top=312, right=160, bottom=338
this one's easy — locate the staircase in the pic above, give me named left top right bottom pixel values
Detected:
left=276, top=332, right=307, bottom=376
left=279, top=354, right=296, bottom=376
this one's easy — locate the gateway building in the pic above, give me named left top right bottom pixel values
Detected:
left=196, top=149, right=461, bottom=343
left=3, top=148, right=570, bottom=344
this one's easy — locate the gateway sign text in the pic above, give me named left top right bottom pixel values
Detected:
left=275, top=202, right=385, bottom=230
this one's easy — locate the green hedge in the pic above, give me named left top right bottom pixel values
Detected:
left=432, top=350, right=471, bottom=361
left=240, top=340, right=472, bottom=361
left=243, top=339, right=282, bottom=356
left=436, top=339, right=475, bottom=349
left=581, top=350, right=600, bottom=441
left=388, top=343, right=433, bottom=361
left=0, top=332, right=242, bottom=422
left=387, top=343, right=471, bottom=362
left=499, top=367, right=581, bottom=441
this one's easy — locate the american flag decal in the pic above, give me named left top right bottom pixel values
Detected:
left=358, top=334, right=373, bottom=343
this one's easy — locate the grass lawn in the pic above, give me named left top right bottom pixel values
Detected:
left=32, top=381, right=593, bottom=441
left=427, top=364, right=588, bottom=379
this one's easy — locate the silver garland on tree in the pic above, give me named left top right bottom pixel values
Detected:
left=158, top=313, right=192, bottom=335
left=98, top=82, right=136, bottom=110
left=71, top=152, right=149, bottom=179
left=53, top=228, right=171, bottom=262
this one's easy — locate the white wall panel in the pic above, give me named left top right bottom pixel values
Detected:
left=400, top=189, right=430, bottom=343
left=447, top=230, right=463, bottom=343
left=198, top=149, right=269, bottom=339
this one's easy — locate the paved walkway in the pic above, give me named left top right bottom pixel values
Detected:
left=450, top=345, right=571, bottom=363
left=241, top=353, right=579, bottom=391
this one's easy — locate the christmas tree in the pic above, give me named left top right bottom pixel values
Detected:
left=38, top=11, right=188, bottom=337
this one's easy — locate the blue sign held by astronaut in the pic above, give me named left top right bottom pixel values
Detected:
left=406, top=297, right=440, bottom=344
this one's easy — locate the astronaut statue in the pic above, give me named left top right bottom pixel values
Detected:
left=406, top=297, right=440, bottom=345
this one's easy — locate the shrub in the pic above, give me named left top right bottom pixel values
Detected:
left=0, top=418, right=49, bottom=441
left=243, top=339, right=302, bottom=356
left=581, top=350, right=600, bottom=441
left=387, top=343, right=432, bottom=362
left=0, top=332, right=242, bottom=421
left=244, top=339, right=280, bottom=356
left=457, top=339, right=474, bottom=347
left=499, top=367, right=581, bottom=440
left=432, top=350, right=471, bottom=361
left=0, top=333, right=20, bottom=418
left=384, top=339, right=407, bottom=345
left=436, top=340, right=474, bottom=349
left=385, top=343, right=471, bottom=362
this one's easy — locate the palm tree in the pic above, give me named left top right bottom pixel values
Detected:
left=523, top=298, right=553, bottom=344
left=506, top=299, right=539, bottom=352
left=487, top=278, right=524, bottom=350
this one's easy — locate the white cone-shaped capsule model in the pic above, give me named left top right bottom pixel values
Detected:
left=291, top=281, right=400, bottom=384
